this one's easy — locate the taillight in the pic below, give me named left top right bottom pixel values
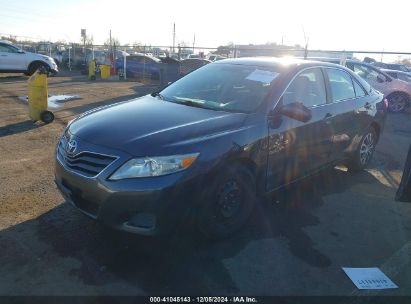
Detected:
left=384, top=98, right=389, bottom=109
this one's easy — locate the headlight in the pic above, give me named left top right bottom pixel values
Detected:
left=109, top=153, right=199, bottom=180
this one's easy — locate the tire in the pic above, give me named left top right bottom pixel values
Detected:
left=28, top=62, right=50, bottom=76
left=197, top=165, right=256, bottom=240
left=40, top=111, right=54, bottom=124
left=348, top=127, right=377, bottom=172
left=388, top=93, right=409, bottom=113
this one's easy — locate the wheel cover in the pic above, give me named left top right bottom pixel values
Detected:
left=360, top=133, right=375, bottom=165
left=389, top=95, right=406, bottom=112
left=215, top=180, right=243, bottom=220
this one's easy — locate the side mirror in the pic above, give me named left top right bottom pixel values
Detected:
left=377, top=75, right=386, bottom=83
left=17, top=50, right=25, bottom=54
left=279, top=102, right=312, bottom=123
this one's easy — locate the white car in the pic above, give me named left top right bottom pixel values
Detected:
left=0, top=40, right=58, bottom=75
left=311, top=58, right=411, bottom=113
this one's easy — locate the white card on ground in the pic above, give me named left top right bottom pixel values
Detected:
left=342, top=267, right=398, bottom=289
left=19, top=94, right=80, bottom=109
left=246, top=69, right=279, bottom=84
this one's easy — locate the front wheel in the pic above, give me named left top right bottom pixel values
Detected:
left=348, top=128, right=377, bottom=172
left=197, top=165, right=256, bottom=240
left=28, top=62, right=50, bottom=76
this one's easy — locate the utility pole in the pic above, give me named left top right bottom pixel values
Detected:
left=172, top=23, right=176, bottom=53
left=193, top=33, right=195, bottom=52
left=109, top=29, right=112, bottom=52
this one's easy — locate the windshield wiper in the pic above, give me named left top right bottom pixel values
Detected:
left=172, top=98, right=216, bottom=110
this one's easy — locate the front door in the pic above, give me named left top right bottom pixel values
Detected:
left=267, top=67, right=334, bottom=191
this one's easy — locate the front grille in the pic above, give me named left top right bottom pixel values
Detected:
left=57, top=139, right=117, bottom=178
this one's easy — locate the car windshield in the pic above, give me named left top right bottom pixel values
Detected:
left=160, top=63, right=279, bottom=113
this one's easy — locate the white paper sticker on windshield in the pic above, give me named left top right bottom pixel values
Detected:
left=246, top=69, right=279, bottom=84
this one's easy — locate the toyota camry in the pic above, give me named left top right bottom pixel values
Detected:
left=55, top=58, right=387, bottom=239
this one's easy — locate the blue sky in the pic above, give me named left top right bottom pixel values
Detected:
left=0, top=0, right=409, bottom=55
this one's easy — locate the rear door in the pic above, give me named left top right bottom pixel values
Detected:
left=267, top=67, right=334, bottom=190
left=323, top=67, right=374, bottom=159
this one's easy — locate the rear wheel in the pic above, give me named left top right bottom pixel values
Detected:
left=388, top=93, right=409, bottom=113
left=348, top=128, right=377, bottom=172
left=197, top=165, right=256, bottom=240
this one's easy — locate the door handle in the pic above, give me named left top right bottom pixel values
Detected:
left=0, top=54, right=7, bottom=56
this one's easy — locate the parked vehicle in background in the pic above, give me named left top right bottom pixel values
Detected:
left=309, top=58, right=411, bottom=113
left=372, top=62, right=411, bottom=73
left=55, top=58, right=387, bottom=239
left=62, top=47, right=92, bottom=69
left=116, top=54, right=162, bottom=79
left=36, top=42, right=66, bottom=67
left=179, top=58, right=211, bottom=76
left=207, top=54, right=226, bottom=62
left=159, top=56, right=180, bottom=64
left=187, top=54, right=200, bottom=59
left=382, top=69, right=411, bottom=84
left=0, top=40, right=58, bottom=75
left=21, top=45, right=36, bottom=53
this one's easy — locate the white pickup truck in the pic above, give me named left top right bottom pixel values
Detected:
left=0, top=40, right=58, bottom=76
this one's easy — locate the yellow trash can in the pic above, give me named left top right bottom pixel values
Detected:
left=28, top=70, right=54, bottom=123
left=100, top=65, right=110, bottom=79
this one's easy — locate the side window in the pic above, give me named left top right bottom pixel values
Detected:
left=0, top=44, right=17, bottom=53
left=283, top=68, right=326, bottom=108
left=387, top=72, right=398, bottom=79
left=352, top=64, right=380, bottom=82
left=353, top=79, right=367, bottom=97
left=326, top=69, right=356, bottom=102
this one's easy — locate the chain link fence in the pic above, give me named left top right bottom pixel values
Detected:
left=3, top=35, right=411, bottom=85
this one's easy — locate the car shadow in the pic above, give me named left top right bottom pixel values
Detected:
left=0, top=75, right=27, bottom=83
left=0, top=120, right=43, bottom=138
left=0, top=163, right=394, bottom=295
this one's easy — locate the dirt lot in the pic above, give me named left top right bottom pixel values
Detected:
left=0, top=72, right=411, bottom=297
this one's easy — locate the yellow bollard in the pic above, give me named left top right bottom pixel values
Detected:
left=89, top=59, right=96, bottom=80
left=28, top=69, right=54, bottom=123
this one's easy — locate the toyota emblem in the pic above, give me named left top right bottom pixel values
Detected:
left=66, top=140, right=77, bottom=154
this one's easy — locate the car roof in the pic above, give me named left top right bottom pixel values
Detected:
left=381, top=68, right=409, bottom=75
left=0, top=40, right=14, bottom=45
left=214, top=57, right=348, bottom=70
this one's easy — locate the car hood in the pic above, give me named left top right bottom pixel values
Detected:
left=69, top=95, right=247, bottom=156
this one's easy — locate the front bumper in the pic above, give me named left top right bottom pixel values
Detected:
left=54, top=136, right=197, bottom=236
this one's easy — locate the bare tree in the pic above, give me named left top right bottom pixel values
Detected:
left=104, top=37, right=121, bottom=47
